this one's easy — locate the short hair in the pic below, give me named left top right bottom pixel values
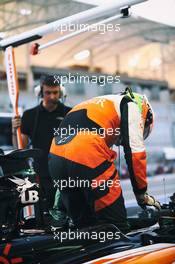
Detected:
left=40, top=74, right=61, bottom=87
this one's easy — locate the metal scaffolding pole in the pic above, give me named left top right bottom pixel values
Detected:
left=0, top=0, right=147, bottom=49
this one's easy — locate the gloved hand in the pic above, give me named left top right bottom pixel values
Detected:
left=136, top=192, right=161, bottom=210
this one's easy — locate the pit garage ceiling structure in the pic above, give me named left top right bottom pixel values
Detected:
left=0, top=0, right=175, bottom=87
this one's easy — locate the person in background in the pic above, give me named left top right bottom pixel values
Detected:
left=12, top=74, right=71, bottom=210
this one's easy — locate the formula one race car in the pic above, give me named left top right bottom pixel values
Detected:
left=0, top=149, right=175, bottom=264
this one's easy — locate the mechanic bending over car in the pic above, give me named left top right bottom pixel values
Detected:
left=11, top=74, right=71, bottom=210
left=49, top=87, right=161, bottom=233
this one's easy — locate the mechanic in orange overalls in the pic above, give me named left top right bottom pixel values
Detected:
left=49, top=88, right=160, bottom=232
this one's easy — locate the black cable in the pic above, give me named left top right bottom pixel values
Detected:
left=118, top=145, right=121, bottom=177
left=30, top=104, right=40, bottom=147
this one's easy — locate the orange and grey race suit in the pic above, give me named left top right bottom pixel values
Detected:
left=49, top=94, right=147, bottom=231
